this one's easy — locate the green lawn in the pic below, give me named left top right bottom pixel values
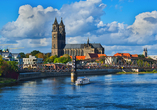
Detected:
left=0, top=78, right=16, bottom=84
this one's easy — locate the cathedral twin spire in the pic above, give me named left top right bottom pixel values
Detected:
left=53, top=17, right=64, bottom=26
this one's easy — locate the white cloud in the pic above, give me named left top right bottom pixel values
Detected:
left=1, top=0, right=157, bottom=55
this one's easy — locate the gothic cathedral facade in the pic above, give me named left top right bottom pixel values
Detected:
left=51, top=18, right=104, bottom=57
left=51, top=18, right=66, bottom=56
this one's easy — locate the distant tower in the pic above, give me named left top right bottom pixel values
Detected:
left=51, top=18, right=66, bottom=56
left=87, top=37, right=89, bottom=44
left=143, top=48, right=147, bottom=57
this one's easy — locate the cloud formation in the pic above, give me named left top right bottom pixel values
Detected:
left=1, top=0, right=157, bottom=55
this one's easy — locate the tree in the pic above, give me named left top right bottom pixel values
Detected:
left=7, top=61, right=18, bottom=72
left=0, top=55, right=4, bottom=66
left=53, top=55, right=71, bottom=64
left=54, top=58, right=60, bottom=63
left=31, top=50, right=41, bottom=56
left=137, top=59, right=144, bottom=67
left=138, top=55, right=145, bottom=58
left=36, top=53, right=44, bottom=59
left=44, top=55, right=58, bottom=64
left=99, top=56, right=105, bottom=64
left=26, top=53, right=32, bottom=58
left=44, top=53, right=51, bottom=60
left=19, top=52, right=26, bottom=58
left=0, top=55, right=4, bottom=76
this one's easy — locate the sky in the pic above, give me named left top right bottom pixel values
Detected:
left=1, top=0, right=157, bottom=56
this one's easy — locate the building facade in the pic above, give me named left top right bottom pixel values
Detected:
left=51, top=18, right=104, bottom=57
left=23, top=55, right=43, bottom=69
left=51, top=18, right=66, bottom=56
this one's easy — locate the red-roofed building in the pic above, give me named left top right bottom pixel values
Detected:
left=114, top=53, right=139, bottom=63
left=85, top=53, right=107, bottom=59
left=98, top=54, right=107, bottom=57
left=114, top=53, right=138, bottom=58
left=76, top=56, right=86, bottom=60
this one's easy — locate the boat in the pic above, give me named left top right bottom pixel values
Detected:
left=75, top=77, right=90, bottom=85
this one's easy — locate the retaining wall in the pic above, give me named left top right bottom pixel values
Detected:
left=18, top=69, right=122, bottom=81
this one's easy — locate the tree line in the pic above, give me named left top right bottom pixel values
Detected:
left=0, top=55, right=18, bottom=77
left=19, top=50, right=72, bottom=64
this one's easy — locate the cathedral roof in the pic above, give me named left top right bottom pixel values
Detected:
left=64, top=43, right=103, bottom=49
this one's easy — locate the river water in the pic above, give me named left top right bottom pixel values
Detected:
left=1, top=73, right=157, bottom=110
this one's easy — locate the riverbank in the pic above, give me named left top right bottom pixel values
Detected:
left=116, top=71, right=157, bottom=74
left=0, top=78, right=16, bottom=86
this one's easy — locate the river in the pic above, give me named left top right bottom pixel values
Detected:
left=0, top=73, right=157, bottom=109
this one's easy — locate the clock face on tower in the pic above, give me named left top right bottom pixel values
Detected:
left=54, top=35, right=56, bottom=38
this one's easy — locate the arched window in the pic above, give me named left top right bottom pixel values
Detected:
left=54, top=44, right=55, bottom=48
left=76, top=50, right=78, bottom=56
left=72, top=50, right=73, bottom=56
left=70, top=50, right=72, bottom=56
left=78, top=50, right=80, bottom=56
left=82, top=50, right=84, bottom=56
left=74, top=50, right=76, bottom=56
left=67, top=50, right=69, bottom=55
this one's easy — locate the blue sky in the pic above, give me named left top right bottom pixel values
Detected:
left=1, top=0, right=157, bottom=55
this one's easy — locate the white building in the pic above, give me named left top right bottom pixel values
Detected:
left=23, top=55, right=43, bottom=68
left=105, top=56, right=117, bottom=65
left=1, top=52, right=13, bottom=61
left=148, top=55, right=157, bottom=60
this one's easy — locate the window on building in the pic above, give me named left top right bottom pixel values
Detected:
left=82, top=50, right=84, bottom=56
left=74, top=50, right=76, bottom=56
left=78, top=50, right=80, bottom=56
left=76, top=50, right=78, bottom=56
left=67, top=50, right=69, bottom=55
left=70, top=50, right=72, bottom=56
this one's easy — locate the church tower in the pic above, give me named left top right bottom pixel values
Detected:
left=51, top=18, right=66, bottom=56
left=143, top=48, right=147, bottom=57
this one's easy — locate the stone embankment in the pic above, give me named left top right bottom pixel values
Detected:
left=18, top=69, right=122, bottom=81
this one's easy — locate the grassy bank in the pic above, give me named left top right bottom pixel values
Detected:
left=117, top=71, right=157, bottom=74
left=0, top=78, right=16, bottom=85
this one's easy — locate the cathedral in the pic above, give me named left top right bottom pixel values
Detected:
left=51, top=18, right=104, bottom=57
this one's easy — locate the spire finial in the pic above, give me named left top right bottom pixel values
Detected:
left=87, top=37, right=89, bottom=44
left=60, top=17, right=64, bottom=26
left=53, top=17, right=58, bottom=25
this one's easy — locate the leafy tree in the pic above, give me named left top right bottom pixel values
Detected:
left=54, top=58, right=60, bottom=63
left=31, top=50, right=41, bottom=56
left=144, top=61, right=150, bottom=67
left=137, top=59, right=144, bottom=67
left=0, top=55, right=4, bottom=76
left=44, top=55, right=58, bottom=64
left=148, top=57, right=153, bottom=60
left=0, top=61, right=10, bottom=76
left=99, top=56, right=105, bottom=64
left=53, top=55, right=71, bottom=64
left=44, top=53, right=51, bottom=60
left=7, top=61, right=18, bottom=72
left=19, top=52, right=26, bottom=58
left=0, top=55, right=4, bottom=66
left=36, top=53, right=44, bottom=59
left=138, top=55, right=145, bottom=58
left=26, top=53, right=32, bottom=58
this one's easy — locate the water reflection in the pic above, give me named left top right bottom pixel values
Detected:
left=0, top=74, right=157, bottom=109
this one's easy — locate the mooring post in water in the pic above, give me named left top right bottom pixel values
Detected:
left=71, top=56, right=77, bottom=82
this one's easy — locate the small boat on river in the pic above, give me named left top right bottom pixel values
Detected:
left=75, top=77, right=90, bottom=85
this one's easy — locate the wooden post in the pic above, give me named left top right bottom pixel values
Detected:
left=71, top=56, right=77, bottom=82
